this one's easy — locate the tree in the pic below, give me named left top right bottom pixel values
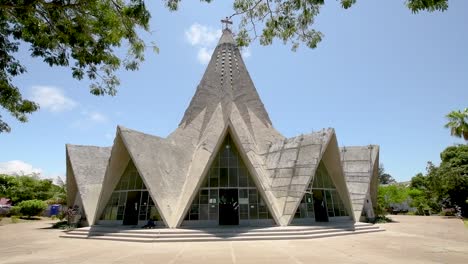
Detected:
left=0, top=0, right=152, bottom=132
left=1, top=0, right=449, bottom=132
left=17, top=199, right=47, bottom=218
left=437, top=145, right=468, bottom=216
left=444, top=108, right=468, bottom=140
left=0, top=174, right=66, bottom=204
left=167, top=0, right=448, bottom=49
left=378, top=164, right=396, bottom=185
left=410, top=146, right=468, bottom=217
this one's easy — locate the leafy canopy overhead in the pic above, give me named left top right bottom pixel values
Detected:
left=0, top=0, right=151, bottom=132
left=0, top=0, right=448, bottom=133
left=166, top=0, right=448, bottom=50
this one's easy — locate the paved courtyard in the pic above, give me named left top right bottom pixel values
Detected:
left=0, top=215, right=467, bottom=264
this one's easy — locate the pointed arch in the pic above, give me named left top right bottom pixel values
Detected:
left=66, top=144, right=110, bottom=225
left=181, top=129, right=276, bottom=227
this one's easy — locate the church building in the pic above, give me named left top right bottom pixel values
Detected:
left=66, top=28, right=379, bottom=229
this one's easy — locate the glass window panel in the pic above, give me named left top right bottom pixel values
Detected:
left=135, top=175, right=143, bottom=189
left=239, top=189, right=248, bottom=199
left=240, top=204, right=249, bottom=219
left=119, top=192, right=127, bottom=205
left=209, top=177, right=219, bottom=188
left=334, top=208, right=340, bottom=217
left=312, top=174, right=319, bottom=188
left=200, top=193, right=209, bottom=204
left=141, top=191, right=148, bottom=206
left=200, top=204, right=209, bottom=220
left=149, top=206, right=160, bottom=221
left=248, top=174, right=255, bottom=188
left=110, top=206, right=118, bottom=220
left=299, top=203, right=307, bottom=218
left=209, top=168, right=219, bottom=187
left=228, top=157, right=238, bottom=168
left=201, top=176, right=209, bottom=187
left=238, top=168, right=248, bottom=187
left=221, top=146, right=230, bottom=158
left=239, top=176, right=248, bottom=187
left=190, top=204, right=199, bottom=220
left=229, top=168, right=238, bottom=187
left=209, top=190, right=218, bottom=204
left=220, top=168, right=228, bottom=187
left=249, top=189, right=257, bottom=204
left=211, top=156, right=219, bottom=168
left=209, top=204, right=218, bottom=220
left=249, top=204, right=258, bottom=219
left=220, top=157, right=229, bottom=167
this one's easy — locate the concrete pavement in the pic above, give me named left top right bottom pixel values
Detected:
left=0, top=215, right=467, bottom=264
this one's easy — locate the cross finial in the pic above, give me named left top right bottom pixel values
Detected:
left=221, top=17, right=233, bottom=30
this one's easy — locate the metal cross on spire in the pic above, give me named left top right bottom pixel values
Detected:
left=221, top=17, right=233, bottom=30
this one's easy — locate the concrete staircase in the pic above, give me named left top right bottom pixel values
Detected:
left=60, top=222, right=384, bottom=243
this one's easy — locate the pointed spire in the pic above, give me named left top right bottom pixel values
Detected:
left=217, top=28, right=236, bottom=46
left=180, top=23, right=272, bottom=137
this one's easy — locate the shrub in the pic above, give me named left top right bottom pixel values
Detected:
left=56, top=210, right=66, bottom=221
left=8, top=206, right=22, bottom=216
left=440, top=208, right=456, bottom=217
left=17, top=200, right=47, bottom=218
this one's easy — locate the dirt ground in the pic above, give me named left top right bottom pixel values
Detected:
left=0, top=215, right=467, bottom=264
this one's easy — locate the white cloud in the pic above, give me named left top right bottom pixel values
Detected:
left=71, top=110, right=109, bottom=130
left=0, top=160, right=43, bottom=176
left=197, top=47, right=214, bottom=65
left=88, top=111, right=108, bottom=123
left=185, top=23, right=222, bottom=65
left=185, top=24, right=221, bottom=47
left=30, top=86, right=77, bottom=112
left=241, top=47, right=251, bottom=59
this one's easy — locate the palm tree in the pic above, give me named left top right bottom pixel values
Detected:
left=444, top=108, right=468, bottom=140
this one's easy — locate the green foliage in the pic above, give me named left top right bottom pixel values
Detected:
left=410, top=145, right=468, bottom=217
left=407, top=188, right=430, bottom=215
left=51, top=220, right=71, bottom=229
left=0, top=174, right=66, bottom=204
left=407, top=0, right=449, bottom=13
left=378, top=184, right=409, bottom=209
left=8, top=205, right=21, bottom=216
left=0, top=0, right=152, bottom=132
left=166, top=0, right=448, bottom=51
left=379, top=164, right=396, bottom=184
left=444, top=108, right=468, bottom=140
left=371, top=215, right=394, bottom=224
left=1, top=0, right=450, bottom=132
left=56, top=210, right=67, bottom=221
left=17, top=199, right=47, bottom=218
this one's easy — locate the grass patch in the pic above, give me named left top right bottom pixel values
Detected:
left=51, top=220, right=76, bottom=230
left=368, top=215, right=394, bottom=224
left=0, top=216, right=50, bottom=226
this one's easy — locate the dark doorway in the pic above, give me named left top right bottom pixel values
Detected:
left=313, top=190, right=329, bottom=222
left=123, top=191, right=140, bottom=225
left=219, top=189, right=239, bottom=225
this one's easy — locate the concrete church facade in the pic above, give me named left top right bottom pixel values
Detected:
left=66, top=29, right=379, bottom=229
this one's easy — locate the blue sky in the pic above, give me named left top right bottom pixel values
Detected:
left=0, top=0, right=466, bottom=182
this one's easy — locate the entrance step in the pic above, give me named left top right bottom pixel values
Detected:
left=60, top=222, right=384, bottom=243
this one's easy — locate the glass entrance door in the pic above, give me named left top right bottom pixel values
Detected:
left=123, top=191, right=140, bottom=225
left=219, top=189, right=239, bottom=225
left=313, top=190, right=329, bottom=222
